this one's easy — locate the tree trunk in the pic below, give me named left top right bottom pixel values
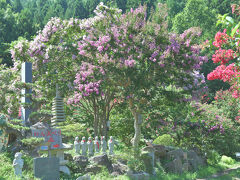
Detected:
left=129, top=99, right=142, bottom=156
left=132, top=111, right=141, bottom=151
left=93, top=108, right=99, bottom=137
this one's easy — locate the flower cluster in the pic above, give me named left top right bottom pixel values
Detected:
left=231, top=4, right=240, bottom=16
left=212, top=48, right=235, bottom=64
left=212, top=30, right=229, bottom=48
left=72, top=62, right=105, bottom=100
left=207, top=63, right=239, bottom=82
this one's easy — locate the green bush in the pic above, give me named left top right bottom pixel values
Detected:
left=153, top=134, right=175, bottom=146
left=207, top=150, right=221, bottom=166
left=127, top=157, right=145, bottom=173
left=220, top=155, right=236, bottom=165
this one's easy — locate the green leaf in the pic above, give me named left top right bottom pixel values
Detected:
left=216, top=20, right=222, bottom=27
left=231, top=22, right=240, bottom=37
left=226, top=16, right=234, bottom=25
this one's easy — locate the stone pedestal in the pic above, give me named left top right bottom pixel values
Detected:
left=39, top=143, right=73, bottom=175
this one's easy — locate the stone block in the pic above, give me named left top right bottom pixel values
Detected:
left=34, top=157, right=59, bottom=180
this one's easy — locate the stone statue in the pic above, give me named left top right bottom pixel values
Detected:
left=101, top=136, right=107, bottom=154
left=108, top=136, right=118, bottom=155
left=87, top=137, right=94, bottom=156
left=81, top=137, right=87, bottom=156
left=94, top=136, right=100, bottom=153
left=13, top=152, right=24, bottom=177
left=74, top=137, right=81, bottom=154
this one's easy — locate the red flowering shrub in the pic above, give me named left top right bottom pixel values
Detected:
left=207, top=3, right=240, bottom=99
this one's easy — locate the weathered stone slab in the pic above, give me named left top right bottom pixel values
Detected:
left=34, top=157, right=59, bottom=180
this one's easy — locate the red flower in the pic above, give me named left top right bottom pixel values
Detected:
left=212, top=31, right=229, bottom=48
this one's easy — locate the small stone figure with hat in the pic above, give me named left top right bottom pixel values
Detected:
left=108, top=136, right=118, bottom=155
left=94, top=136, right=100, bottom=153
left=101, top=136, right=107, bottom=154
left=87, top=137, right=94, bottom=156
left=81, top=137, right=87, bottom=156
left=74, top=137, right=81, bottom=154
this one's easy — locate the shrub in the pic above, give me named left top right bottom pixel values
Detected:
left=170, top=99, right=240, bottom=157
left=153, top=134, right=175, bottom=146
left=220, top=155, right=236, bottom=165
left=207, top=150, right=221, bottom=165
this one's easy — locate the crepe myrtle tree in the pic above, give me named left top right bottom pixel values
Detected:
left=10, top=3, right=208, bottom=152
left=70, top=3, right=208, bottom=151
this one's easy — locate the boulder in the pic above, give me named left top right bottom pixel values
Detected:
left=182, top=162, right=189, bottom=172
left=111, top=171, right=121, bottom=177
left=167, top=149, right=185, bottom=161
left=73, top=155, right=89, bottom=169
left=76, top=174, right=91, bottom=180
left=164, top=146, right=176, bottom=152
left=187, top=150, right=205, bottom=171
left=153, top=145, right=167, bottom=158
left=117, top=158, right=128, bottom=165
left=89, top=154, right=113, bottom=172
left=112, top=162, right=128, bottom=175
left=127, top=170, right=150, bottom=180
left=85, top=165, right=102, bottom=174
left=164, top=157, right=183, bottom=174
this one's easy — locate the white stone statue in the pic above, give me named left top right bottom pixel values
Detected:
left=74, top=137, right=81, bottom=154
left=101, top=136, right=107, bottom=154
left=13, top=152, right=24, bottom=177
left=94, top=136, right=100, bottom=153
left=108, top=136, right=118, bottom=155
left=87, top=137, right=94, bottom=156
left=81, top=137, right=87, bottom=156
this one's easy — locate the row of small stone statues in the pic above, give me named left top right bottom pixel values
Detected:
left=74, top=136, right=118, bottom=156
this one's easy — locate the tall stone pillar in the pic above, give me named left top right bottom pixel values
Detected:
left=21, top=62, right=32, bottom=126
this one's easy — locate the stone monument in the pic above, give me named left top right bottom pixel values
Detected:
left=74, top=137, right=81, bottom=154
left=94, top=136, right=100, bottom=153
left=101, top=136, right=107, bottom=154
left=13, top=152, right=24, bottom=177
left=21, top=62, right=32, bottom=126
